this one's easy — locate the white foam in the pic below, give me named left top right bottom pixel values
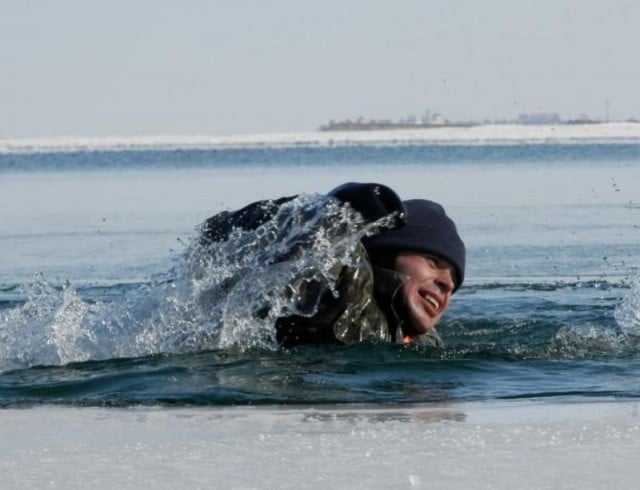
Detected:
left=1, top=400, right=639, bottom=489
left=2, top=122, right=640, bottom=153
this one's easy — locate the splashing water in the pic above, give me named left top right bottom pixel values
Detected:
left=0, top=276, right=101, bottom=371
left=0, top=194, right=384, bottom=372
left=615, top=274, right=640, bottom=336
left=1, top=192, right=638, bottom=374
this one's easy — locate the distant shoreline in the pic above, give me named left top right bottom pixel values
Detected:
left=2, top=122, right=640, bottom=154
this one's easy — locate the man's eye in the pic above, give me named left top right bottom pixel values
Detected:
left=424, top=257, right=438, bottom=267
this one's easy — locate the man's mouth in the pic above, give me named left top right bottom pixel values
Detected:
left=425, top=293, right=441, bottom=312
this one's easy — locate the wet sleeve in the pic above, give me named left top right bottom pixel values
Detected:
left=276, top=244, right=392, bottom=347
left=331, top=252, right=392, bottom=344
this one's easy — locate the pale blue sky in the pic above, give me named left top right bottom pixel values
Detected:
left=1, top=0, right=639, bottom=137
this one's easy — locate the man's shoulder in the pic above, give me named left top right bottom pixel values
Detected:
left=201, top=195, right=297, bottom=243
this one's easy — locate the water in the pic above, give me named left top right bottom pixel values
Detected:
left=1, top=139, right=640, bottom=408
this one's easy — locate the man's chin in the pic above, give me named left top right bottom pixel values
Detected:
left=405, top=300, right=440, bottom=334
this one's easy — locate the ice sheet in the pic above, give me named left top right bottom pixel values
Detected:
left=1, top=400, right=639, bottom=489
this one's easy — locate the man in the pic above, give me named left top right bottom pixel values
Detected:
left=362, top=197, right=464, bottom=345
left=199, top=182, right=465, bottom=348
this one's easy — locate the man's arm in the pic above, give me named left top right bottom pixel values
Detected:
left=200, top=195, right=297, bottom=244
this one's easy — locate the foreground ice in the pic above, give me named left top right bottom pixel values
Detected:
left=1, top=400, right=638, bottom=489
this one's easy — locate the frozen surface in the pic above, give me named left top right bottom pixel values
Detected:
left=1, top=400, right=639, bottom=489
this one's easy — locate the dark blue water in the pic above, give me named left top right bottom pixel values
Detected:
left=1, top=142, right=639, bottom=408
left=1, top=277, right=636, bottom=407
left=0, top=308, right=635, bottom=408
left=2, top=143, right=640, bottom=172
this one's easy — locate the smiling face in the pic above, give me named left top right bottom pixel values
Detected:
left=394, top=251, right=457, bottom=337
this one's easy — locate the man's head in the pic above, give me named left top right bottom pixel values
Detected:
left=394, top=251, right=456, bottom=336
left=363, top=198, right=466, bottom=336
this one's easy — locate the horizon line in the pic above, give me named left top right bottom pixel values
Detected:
left=2, top=121, right=640, bottom=154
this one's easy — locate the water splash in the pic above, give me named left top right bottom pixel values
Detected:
left=0, top=194, right=380, bottom=372
left=2, top=194, right=637, bottom=373
left=614, top=274, right=640, bottom=336
left=549, top=324, right=632, bottom=359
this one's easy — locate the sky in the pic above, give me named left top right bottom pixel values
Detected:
left=1, top=0, right=639, bottom=138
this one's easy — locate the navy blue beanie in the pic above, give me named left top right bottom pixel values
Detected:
left=363, top=199, right=466, bottom=291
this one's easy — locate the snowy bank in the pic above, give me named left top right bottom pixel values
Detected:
left=2, top=122, right=640, bottom=154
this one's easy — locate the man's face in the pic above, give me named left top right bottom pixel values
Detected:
left=394, top=251, right=457, bottom=336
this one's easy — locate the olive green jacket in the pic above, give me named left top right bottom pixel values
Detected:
left=275, top=242, right=443, bottom=348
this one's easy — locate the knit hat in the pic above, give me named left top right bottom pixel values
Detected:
left=363, top=199, right=466, bottom=291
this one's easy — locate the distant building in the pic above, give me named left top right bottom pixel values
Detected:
left=319, top=110, right=468, bottom=132
left=517, top=113, right=561, bottom=125
left=430, top=113, right=446, bottom=126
